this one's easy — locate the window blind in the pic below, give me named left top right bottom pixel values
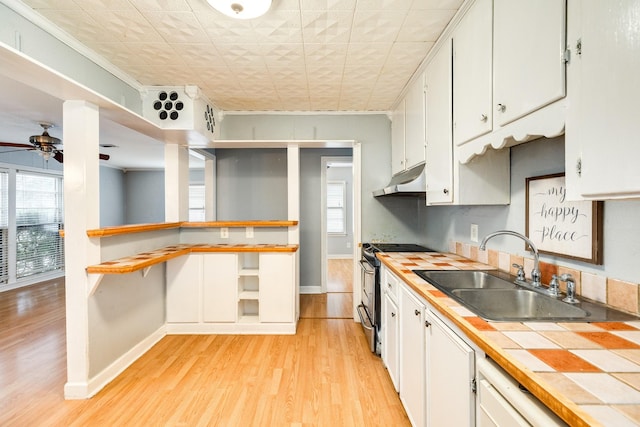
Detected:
left=189, top=184, right=206, bottom=222
left=15, top=172, right=64, bottom=278
left=327, top=181, right=346, bottom=234
left=0, top=170, right=7, bottom=284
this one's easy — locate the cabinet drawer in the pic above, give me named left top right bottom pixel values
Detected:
left=383, top=269, right=400, bottom=303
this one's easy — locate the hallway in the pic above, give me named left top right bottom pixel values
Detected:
left=300, top=258, right=353, bottom=319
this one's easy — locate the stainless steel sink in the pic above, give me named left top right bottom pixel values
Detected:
left=415, top=270, right=517, bottom=290
left=413, top=269, right=639, bottom=322
left=450, top=289, right=589, bottom=321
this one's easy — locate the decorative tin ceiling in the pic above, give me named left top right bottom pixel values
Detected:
left=18, top=0, right=462, bottom=112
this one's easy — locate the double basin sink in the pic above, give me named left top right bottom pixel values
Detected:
left=413, top=270, right=638, bottom=322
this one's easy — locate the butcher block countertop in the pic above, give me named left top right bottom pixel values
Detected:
left=378, top=251, right=640, bottom=427
left=86, top=243, right=299, bottom=274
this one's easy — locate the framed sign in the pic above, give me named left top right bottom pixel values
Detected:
left=526, top=173, right=603, bottom=264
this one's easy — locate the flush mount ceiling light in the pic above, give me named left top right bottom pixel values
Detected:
left=207, top=0, right=272, bottom=19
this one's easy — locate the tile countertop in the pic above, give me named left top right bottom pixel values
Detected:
left=378, top=251, right=640, bottom=427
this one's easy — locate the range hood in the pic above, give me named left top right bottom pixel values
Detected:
left=373, top=163, right=426, bottom=197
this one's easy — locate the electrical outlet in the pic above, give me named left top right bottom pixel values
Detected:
left=470, top=224, right=479, bottom=243
left=220, top=227, right=229, bottom=239
left=246, top=226, right=254, bottom=238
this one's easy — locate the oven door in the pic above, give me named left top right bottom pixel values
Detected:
left=358, top=258, right=376, bottom=353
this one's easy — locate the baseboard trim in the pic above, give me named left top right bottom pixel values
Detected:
left=64, top=325, right=166, bottom=399
left=300, top=285, right=322, bottom=294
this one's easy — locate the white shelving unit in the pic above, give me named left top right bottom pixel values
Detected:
left=238, top=253, right=260, bottom=322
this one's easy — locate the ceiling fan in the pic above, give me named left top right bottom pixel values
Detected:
left=0, top=123, right=110, bottom=163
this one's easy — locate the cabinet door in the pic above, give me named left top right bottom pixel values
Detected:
left=166, top=255, right=201, bottom=323
left=566, top=0, right=640, bottom=199
left=425, top=38, right=454, bottom=204
left=405, top=74, right=426, bottom=169
left=453, top=0, right=493, bottom=145
left=493, top=0, right=566, bottom=127
left=399, top=285, right=426, bottom=427
left=259, top=253, right=295, bottom=323
left=391, top=100, right=406, bottom=175
left=383, top=293, right=400, bottom=392
left=202, top=253, right=238, bottom=322
left=427, top=309, right=475, bottom=427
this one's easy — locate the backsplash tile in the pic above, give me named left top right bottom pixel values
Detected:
left=450, top=240, right=640, bottom=316
left=582, top=272, right=607, bottom=304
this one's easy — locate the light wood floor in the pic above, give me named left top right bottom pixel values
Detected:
left=300, top=259, right=354, bottom=319
left=0, top=272, right=410, bottom=426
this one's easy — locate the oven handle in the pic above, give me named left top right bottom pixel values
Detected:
left=356, top=304, right=374, bottom=331
left=359, top=260, right=375, bottom=275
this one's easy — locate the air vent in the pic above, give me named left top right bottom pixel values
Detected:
left=142, top=86, right=219, bottom=140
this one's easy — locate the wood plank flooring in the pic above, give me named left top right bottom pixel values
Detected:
left=0, top=268, right=410, bottom=426
left=300, top=259, right=354, bottom=319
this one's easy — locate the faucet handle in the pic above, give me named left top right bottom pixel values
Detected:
left=546, top=274, right=560, bottom=297
left=512, top=263, right=525, bottom=281
left=559, top=274, right=579, bottom=304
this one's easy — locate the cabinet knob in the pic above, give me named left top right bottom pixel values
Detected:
left=388, top=283, right=392, bottom=288
left=496, top=104, right=506, bottom=113
left=414, top=309, right=420, bottom=316
left=480, top=114, right=488, bottom=122
left=576, top=158, right=582, bottom=177
left=443, top=188, right=449, bottom=195
left=425, top=320, right=431, bottom=328
left=391, top=312, right=396, bottom=317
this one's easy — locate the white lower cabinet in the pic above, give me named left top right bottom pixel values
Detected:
left=399, top=285, right=426, bottom=427
left=383, top=292, right=400, bottom=391
left=426, top=308, right=475, bottom=426
left=166, top=252, right=296, bottom=333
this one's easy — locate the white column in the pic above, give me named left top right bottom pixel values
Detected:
left=287, top=145, right=300, bottom=320
left=204, top=157, right=216, bottom=221
left=164, top=144, right=189, bottom=222
left=62, top=100, right=101, bottom=399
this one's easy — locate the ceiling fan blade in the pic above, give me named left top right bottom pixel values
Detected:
left=53, top=151, right=64, bottom=163
left=99, top=153, right=110, bottom=161
left=0, top=142, right=35, bottom=149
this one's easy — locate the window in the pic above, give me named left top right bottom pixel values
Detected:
left=327, top=181, right=346, bottom=234
left=0, top=170, right=7, bottom=284
left=15, top=172, right=64, bottom=279
left=189, top=184, right=205, bottom=221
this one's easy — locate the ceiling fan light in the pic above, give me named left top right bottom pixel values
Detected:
left=207, top=0, right=271, bottom=19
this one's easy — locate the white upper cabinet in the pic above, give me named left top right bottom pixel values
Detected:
left=565, top=0, right=640, bottom=200
left=391, top=99, right=406, bottom=176
left=426, top=39, right=454, bottom=204
left=404, top=73, right=427, bottom=170
left=453, top=0, right=493, bottom=145
left=493, top=0, right=566, bottom=127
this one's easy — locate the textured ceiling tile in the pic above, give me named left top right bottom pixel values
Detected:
left=85, top=9, right=164, bottom=43
left=35, top=10, right=105, bottom=42
left=384, top=41, right=434, bottom=71
left=355, top=0, right=412, bottom=11
left=22, top=0, right=82, bottom=9
left=301, top=10, right=353, bottom=44
left=350, top=10, right=406, bottom=43
left=252, top=10, right=303, bottom=43
left=130, top=0, right=191, bottom=11
left=173, top=43, right=223, bottom=66
left=397, top=9, right=456, bottom=42
left=198, top=14, right=257, bottom=43
left=411, top=0, right=464, bottom=10
left=339, top=97, right=369, bottom=111
left=115, top=42, right=181, bottom=66
left=345, top=42, right=391, bottom=66
left=142, top=11, right=209, bottom=43
left=215, top=44, right=267, bottom=67
left=77, top=0, right=136, bottom=10
left=301, top=0, right=356, bottom=11
left=262, top=44, right=306, bottom=67
left=342, top=67, right=381, bottom=85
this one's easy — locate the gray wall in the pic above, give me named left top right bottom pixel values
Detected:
left=215, top=149, right=288, bottom=220
left=0, top=148, right=64, bottom=171
left=124, top=170, right=165, bottom=224
left=220, top=114, right=423, bottom=243
left=326, top=161, right=353, bottom=257
left=420, top=136, right=640, bottom=285
left=100, top=166, right=125, bottom=227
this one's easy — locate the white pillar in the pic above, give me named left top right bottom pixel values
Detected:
left=204, top=157, right=216, bottom=221
left=62, top=100, right=101, bottom=399
left=164, top=144, right=189, bottom=222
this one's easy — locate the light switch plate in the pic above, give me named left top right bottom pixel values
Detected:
left=470, top=224, right=479, bottom=242
left=220, top=227, right=229, bottom=239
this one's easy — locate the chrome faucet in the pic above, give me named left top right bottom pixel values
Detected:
left=479, top=230, right=542, bottom=287
left=560, top=274, right=579, bottom=304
